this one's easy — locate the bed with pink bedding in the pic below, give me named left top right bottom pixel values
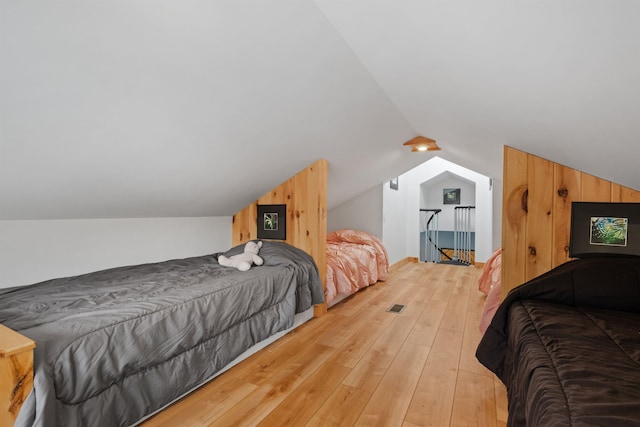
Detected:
left=478, top=248, right=502, bottom=334
left=325, top=229, right=389, bottom=307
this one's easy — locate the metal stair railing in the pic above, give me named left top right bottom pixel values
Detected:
left=419, top=209, right=452, bottom=263
left=452, top=206, right=475, bottom=265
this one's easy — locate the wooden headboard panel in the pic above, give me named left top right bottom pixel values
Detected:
left=231, top=159, right=328, bottom=315
left=502, top=146, right=640, bottom=298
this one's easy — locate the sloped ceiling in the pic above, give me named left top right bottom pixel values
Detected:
left=2, top=1, right=639, bottom=220
left=316, top=0, right=640, bottom=186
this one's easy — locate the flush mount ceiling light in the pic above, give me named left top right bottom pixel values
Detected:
left=403, top=136, right=440, bottom=152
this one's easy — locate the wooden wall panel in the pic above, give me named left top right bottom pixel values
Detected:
left=232, top=203, right=257, bottom=243
left=501, top=147, right=528, bottom=298
left=581, top=173, right=611, bottom=201
left=502, top=147, right=640, bottom=298
left=232, top=159, right=328, bottom=315
left=552, top=164, right=580, bottom=269
left=612, top=183, right=640, bottom=202
left=525, top=155, right=554, bottom=281
left=0, top=324, right=35, bottom=427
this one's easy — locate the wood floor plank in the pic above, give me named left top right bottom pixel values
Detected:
left=326, top=308, right=396, bottom=369
left=494, top=376, right=509, bottom=424
left=439, top=275, right=470, bottom=332
left=459, top=297, right=492, bottom=377
left=315, top=312, right=375, bottom=349
left=450, top=370, right=497, bottom=427
left=404, top=328, right=463, bottom=427
left=256, top=362, right=351, bottom=426
left=430, top=276, right=456, bottom=303
left=406, top=299, right=448, bottom=347
left=355, top=342, right=431, bottom=427
left=142, top=375, right=257, bottom=427
left=206, top=342, right=336, bottom=426
left=403, top=285, right=435, bottom=317
left=307, top=384, right=372, bottom=427
left=341, top=313, right=417, bottom=393
left=228, top=337, right=305, bottom=385
left=335, top=286, right=388, bottom=317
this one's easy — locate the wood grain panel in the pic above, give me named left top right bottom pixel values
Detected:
left=355, top=342, right=430, bottom=427
left=232, top=160, right=328, bottom=316
left=404, top=327, right=462, bottom=426
left=257, top=362, right=350, bottom=427
left=612, top=183, right=640, bottom=202
left=232, top=203, right=257, bottom=244
left=501, top=146, right=528, bottom=299
left=580, top=173, right=611, bottom=201
left=525, top=155, right=554, bottom=281
left=449, top=370, right=497, bottom=427
left=0, top=324, right=35, bottom=427
left=611, top=184, right=622, bottom=202
left=552, top=164, right=580, bottom=267
left=502, top=147, right=640, bottom=297
left=307, top=384, right=372, bottom=427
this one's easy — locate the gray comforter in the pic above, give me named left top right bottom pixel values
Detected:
left=0, top=241, right=323, bottom=427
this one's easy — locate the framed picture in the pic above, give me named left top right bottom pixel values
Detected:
left=257, top=204, right=287, bottom=240
left=390, top=177, right=399, bottom=190
left=443, top=188, right=460, bottom=205
left=570, top=202, right=640, bottom=258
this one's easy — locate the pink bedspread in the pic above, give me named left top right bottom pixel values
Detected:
left=325, top=229, right=389, bottom=307
left=478, top=248, right=502, bottom=334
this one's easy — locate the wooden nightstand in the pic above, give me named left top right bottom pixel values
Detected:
left=0, top=324, right=35, bottom=427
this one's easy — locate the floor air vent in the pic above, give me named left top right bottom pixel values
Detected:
left=387, top=304, right=406, bottom=314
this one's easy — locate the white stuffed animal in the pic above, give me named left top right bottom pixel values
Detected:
left=218, top=241, right=264, bottom=271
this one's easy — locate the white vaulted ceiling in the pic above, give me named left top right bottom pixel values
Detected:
left=2, top=1, right=639, bottom=220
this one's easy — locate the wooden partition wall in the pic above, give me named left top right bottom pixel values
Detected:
left=0, top=324, right=35, bottom=427
left=502, top=146, right=640, bottom=298
left=232, top=159, right=328, bottom=316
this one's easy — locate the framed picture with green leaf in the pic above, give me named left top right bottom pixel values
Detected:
left=570, top=202, right=640, bottom=258
left=257, top=204, right=287, bottom=240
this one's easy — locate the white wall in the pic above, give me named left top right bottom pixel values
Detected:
left=327, top=185, right=383, bottom=237
left=0, top=216, right=231, bottom=288
left=421, top=175, right=476, bottom=231
left=383, top=156, right=493, bottom=264
left=382, top=178, right=408, bottom=265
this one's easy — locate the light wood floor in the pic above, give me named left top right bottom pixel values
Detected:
left=142, top=260, right=508, bottom=427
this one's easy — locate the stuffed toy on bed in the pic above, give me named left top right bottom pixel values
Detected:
left=218, top=240, right=264, bottom=271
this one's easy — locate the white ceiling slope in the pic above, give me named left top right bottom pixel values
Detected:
left=316, top=0, right=640, bottom=186
left=2, top=1, right=640, bottom=220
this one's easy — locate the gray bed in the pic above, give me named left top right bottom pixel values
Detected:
left=0, top=241, right=323, bottom=427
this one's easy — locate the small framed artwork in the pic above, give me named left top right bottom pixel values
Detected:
left=443, top=188, right=460, bottom=205
left=590, top=217, right=628, bottom=247
left=570, top=202, right=640, bottom=257
left=390, top=177, right=399, bottom=190
left=257, top=204, right=287, bottom=240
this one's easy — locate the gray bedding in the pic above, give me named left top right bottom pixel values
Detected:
left=0, top=241, right=323, bottom=427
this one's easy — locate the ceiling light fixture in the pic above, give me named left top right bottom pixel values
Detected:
left=403, top=136, right=440, bottom=152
